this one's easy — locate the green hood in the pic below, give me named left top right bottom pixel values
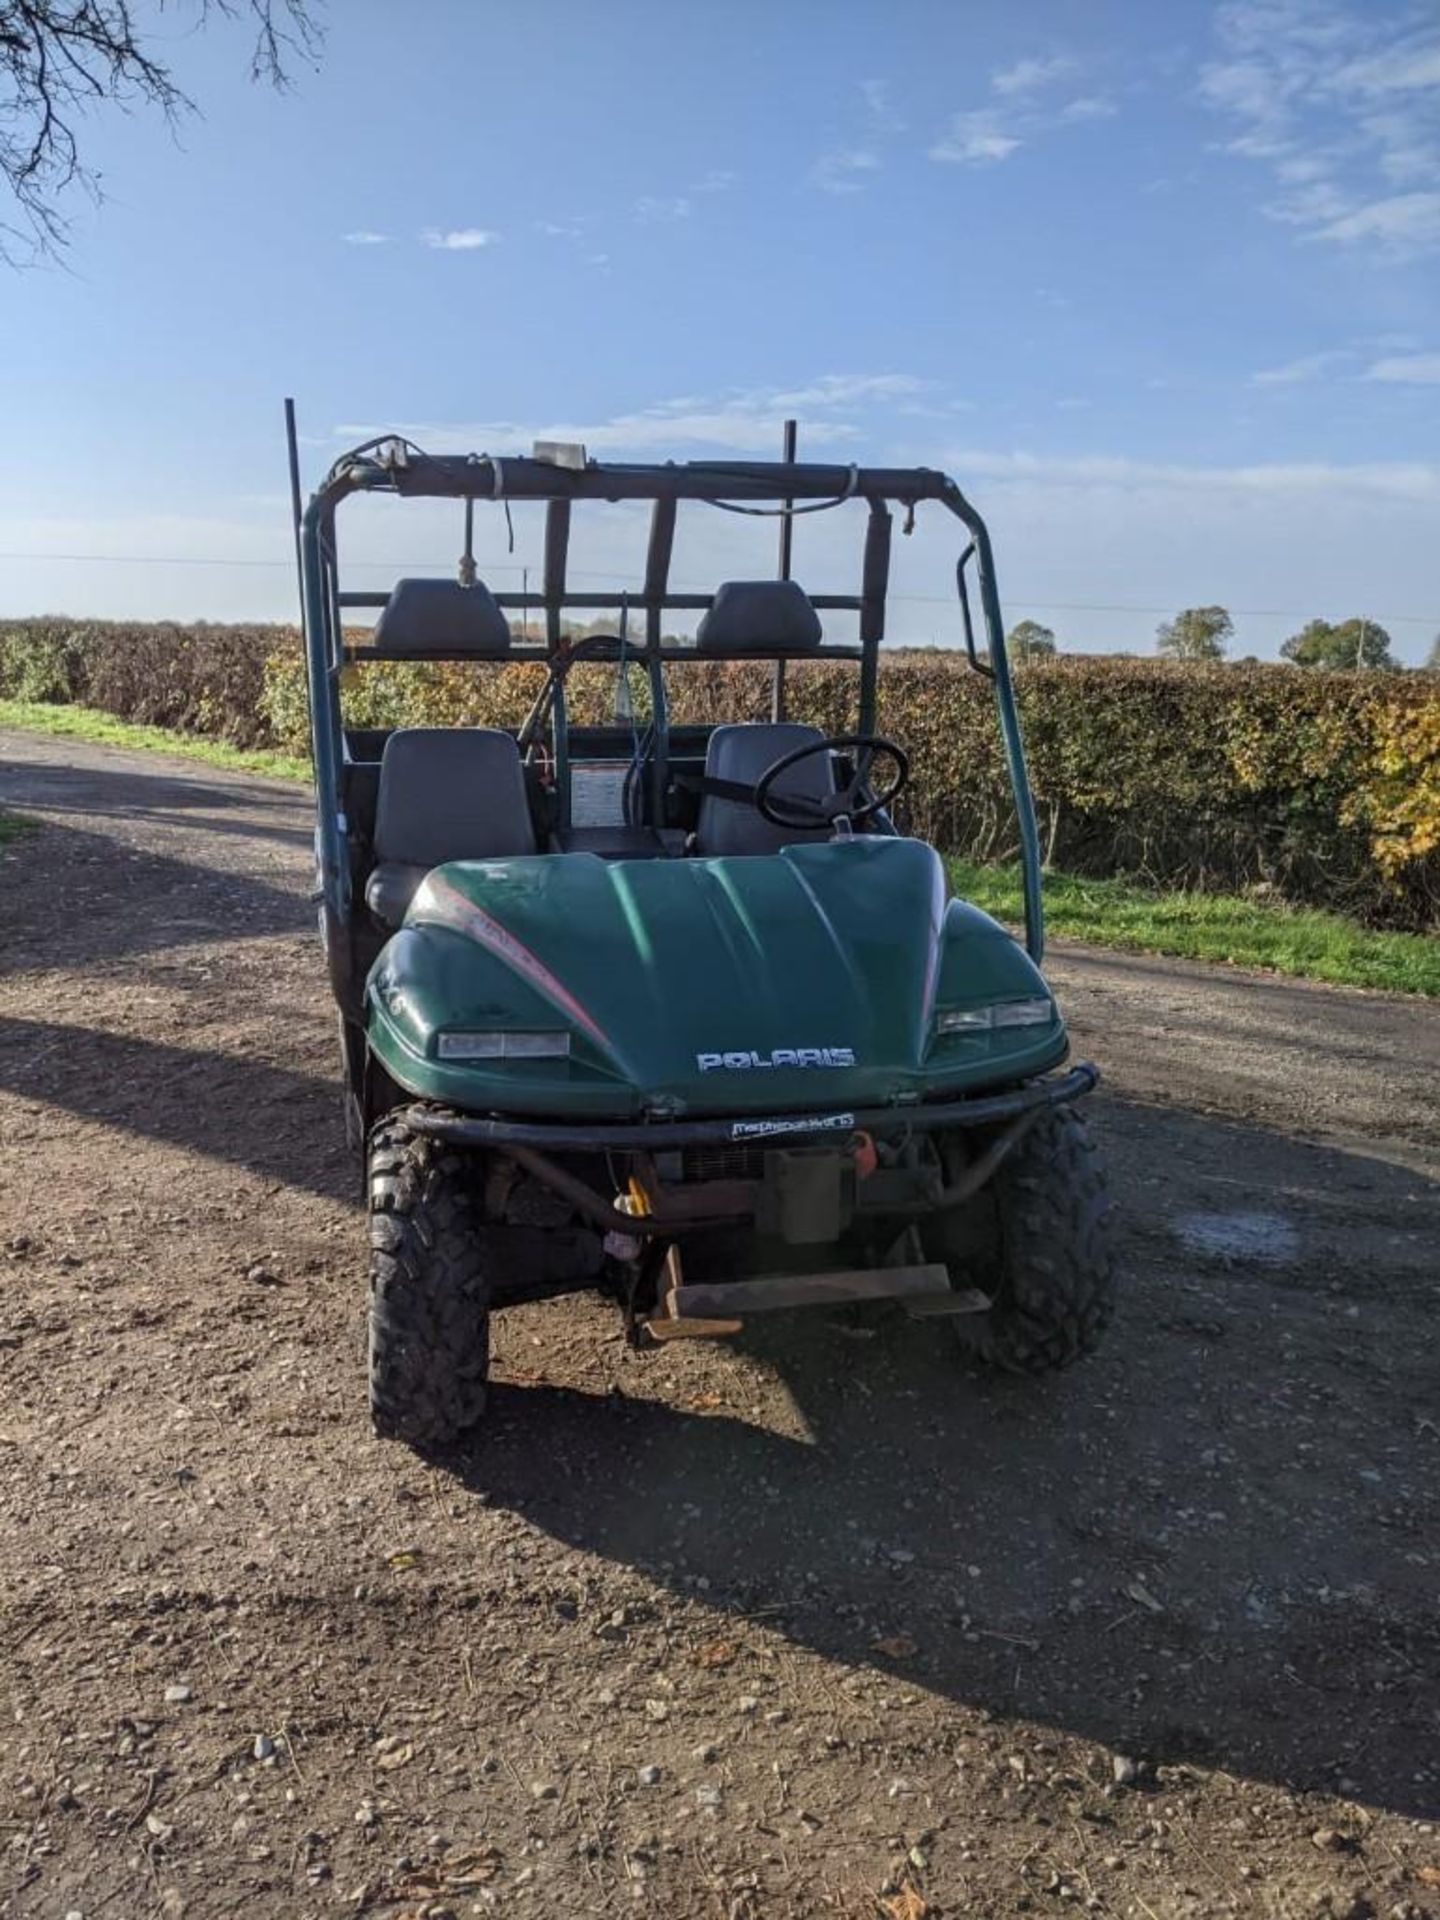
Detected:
left=367, top=838, right=1066, bottom=1118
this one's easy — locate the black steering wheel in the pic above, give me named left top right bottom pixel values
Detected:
left=754, top=733, right=909, bottom=831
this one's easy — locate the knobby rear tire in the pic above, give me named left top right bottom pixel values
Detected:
left=368, top=1117, right=491, bottom=1447
left=955, top=1104, right=1115, bottom=1374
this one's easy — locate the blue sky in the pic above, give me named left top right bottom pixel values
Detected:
left=2, top=0, right=1439, bottom=660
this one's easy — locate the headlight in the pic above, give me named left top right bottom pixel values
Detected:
left=436, top=1030, right=572, bottom=1061
left=935, top=1007, right=991, bottom=1034
left=936, top=997, right=1054, bottom=1035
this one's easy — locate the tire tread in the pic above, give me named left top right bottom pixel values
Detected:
left=957, top=1105, right=1115, bottom=1374
left=368, top=1117, right=490, bottom=1447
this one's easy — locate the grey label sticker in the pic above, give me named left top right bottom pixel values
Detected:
left=729, top=1112, right=856, bottom=1141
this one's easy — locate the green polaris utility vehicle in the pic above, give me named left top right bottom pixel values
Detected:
left=297, top=432, right=1113, bottom=1447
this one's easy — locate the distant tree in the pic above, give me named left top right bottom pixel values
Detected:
left=1007, top=619, right=1057, bottom=662
left=1, top=1, right=319, bottom=260
left=1280, top=617, right=1395, bottom=670
left=1425, top=632, right=1440, bottom=671
left=1156, top=606, right=1232, bottom=662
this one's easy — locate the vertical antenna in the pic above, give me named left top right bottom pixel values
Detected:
left=777, top=418, right=797, bottom=579
left=772, top=416, right=797, bottom=723
left=283, top=397, right=305, bottom=621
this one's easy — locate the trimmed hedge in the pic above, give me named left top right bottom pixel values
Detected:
left=0, top=616, right=285, bottom=747
left=5, top=616, right=1438, bottom=930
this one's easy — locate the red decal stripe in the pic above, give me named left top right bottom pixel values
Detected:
left=413, top=874, right=613, bottom=1055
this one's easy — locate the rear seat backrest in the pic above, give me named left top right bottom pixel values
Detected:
left=371, top=579, right=512, bottom=657
left=694, top=579, right=824, bottom=656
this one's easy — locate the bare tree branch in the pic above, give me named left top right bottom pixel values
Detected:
left=0, top=0, right=320, bottom=262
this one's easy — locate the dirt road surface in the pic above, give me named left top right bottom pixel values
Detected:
left=1, top=730, right=1437, bottom=1920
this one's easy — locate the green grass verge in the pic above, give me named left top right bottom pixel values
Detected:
left=949, top=858, right=1440, bottom=998
left=0, top=807, right=33, bottom=847
left=0, top=699, right=310, bottom=782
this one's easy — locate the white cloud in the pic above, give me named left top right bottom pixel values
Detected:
left=810, top=148, right=881, bottom=193
left=1368, top=330, right=1423, bottom=350
left=992, top=55, right=1075, bottom=96
left=1201, top=54, right=1282, bottom=128
left=536, top=219, right=584, bottom=239
left=946, top=445, right=1440, bottom=504
left=859, top=78, right=906, bottom=131
left=1201, top=2, right=1440, bottom=258
left=421, top=227, right=500, bottom=251
left=632, top=195, right=691, bottom=223
left=1060, top=95, right=1117, bottom=122
left=1366, top=351, right=1440, bottom=383
left=766, top=373, right=926, bottom=407
left=1360, top=109, right=1437, bottom=185
left=1337, top=41, right=1440, bottom=95
left=930, top=112, right=1022, bottom=165
left=931, top=59, right=1117, bottom=168
left=339, top=410, right=855, bottom=458
left=692, top=169, right=738, bottom=193
left=342, top=230, right=389, bottom=245
left=1274, top=151, right=1333, bottom=185
left=335, top=374, right=927, bottom=461
left=1316, top=190, right=1440, bottom=251
left=1250, top=348, right=1352, bottom=385
left=808, top=78, right=905, bottom=194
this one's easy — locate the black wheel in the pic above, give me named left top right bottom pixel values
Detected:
left=368, top=1117, right=491, bottom=1446
left=934, top=1105, right=1115, bottom=1373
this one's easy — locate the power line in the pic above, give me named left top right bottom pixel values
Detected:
left=990, top=597, right=1440, bottom=625
left=0, top=550, right=1435, bottom=628
left=0, top=549, right=475, bottom=572
left=0, top=549, right=643, bottom=581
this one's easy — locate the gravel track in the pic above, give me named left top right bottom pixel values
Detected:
left=1, top=729, right=1437, bottom=1920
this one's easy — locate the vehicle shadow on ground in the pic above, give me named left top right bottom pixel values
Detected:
left=0, top=756, right=311, bottom=855
left=0, top=1015, right=354, bottom=1203
left=442, top=1097, right=1440, bottom=1821
left=0, top=817, right=311, bottom=976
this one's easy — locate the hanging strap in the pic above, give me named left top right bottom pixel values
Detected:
left=702, top=466, right=860, bottom=518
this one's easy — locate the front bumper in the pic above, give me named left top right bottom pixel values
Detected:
left=404, top=1061, right=1100, bottom=1152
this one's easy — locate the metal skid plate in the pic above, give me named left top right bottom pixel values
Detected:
left=656, top=1263, right=992, bottom=1325
left=636, top=1228, right=991, bottom=1343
